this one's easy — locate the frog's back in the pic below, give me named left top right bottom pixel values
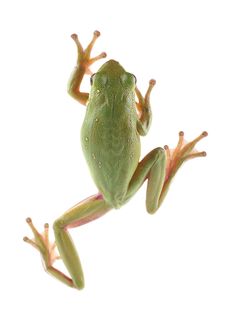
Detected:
left=81, top=87, right=140, bottom=208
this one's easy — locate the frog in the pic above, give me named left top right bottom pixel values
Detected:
left=24, top=30, right=208, bottom=290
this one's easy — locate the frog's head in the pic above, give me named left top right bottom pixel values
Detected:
left=90, top=59, right=136, bottom=90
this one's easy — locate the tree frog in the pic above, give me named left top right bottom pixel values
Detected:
left=24, top=30, right=208, bottom=290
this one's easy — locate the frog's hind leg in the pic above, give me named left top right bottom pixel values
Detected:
left=125, top=131, right=207, bottom=214
left=24, top=193, right=111, bottom=289
left=53, top=194, right=111, bottom=289
left=125, top=147, right=166, bottom=214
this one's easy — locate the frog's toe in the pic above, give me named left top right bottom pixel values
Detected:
left=23, top=235, right=39, bottom=250
left=88, top=52, right=107, bottom=66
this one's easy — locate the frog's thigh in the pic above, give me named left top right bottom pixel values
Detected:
left=125, top=148, right=166, bottom=214
left=53, top=194, right=111, bottom=289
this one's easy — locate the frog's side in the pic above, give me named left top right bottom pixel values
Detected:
left=81, top=60, right=140, bottom=208
left=24, top=31, right=207, bottom=290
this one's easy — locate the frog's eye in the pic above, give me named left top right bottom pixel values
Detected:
left=133, top=75, right=137, bottom=84
left=120, top=73, right=137, bottom=86
left=90, top=73, right=96, bottom=85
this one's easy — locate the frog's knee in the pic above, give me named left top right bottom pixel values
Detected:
left=152, top=147, right=166, bottom=162
left=74, top=277, right=85, bottom=290
left=53, top=218, right=65, bottom=232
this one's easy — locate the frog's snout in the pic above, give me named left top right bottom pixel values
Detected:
left=99, top=59, right=125, bottom=74
left=106, top=59, right=119, bottom=65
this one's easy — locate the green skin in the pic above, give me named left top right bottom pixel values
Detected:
left=24, top=31, right=207, bottom=290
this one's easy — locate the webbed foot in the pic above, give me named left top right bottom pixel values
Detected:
left=71, top=30, right=107, bottom=75
left=24, top=218, right=74, bottom=287
left=159, top=131, right=208, bottom=205
left=24, top=218, right=59, bottom=268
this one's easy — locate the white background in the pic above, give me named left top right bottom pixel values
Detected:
left=0, top=0, right=235, bottom=313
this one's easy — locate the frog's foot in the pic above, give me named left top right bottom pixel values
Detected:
left=158, top=131, right=208, bottom=204
left=24, top=218, right=74, bottom=287
left=23, top=218, right=59, bottom=270
left=164, top=131, right=208, bottom=181
left=71, top=30, right=107, bottom=75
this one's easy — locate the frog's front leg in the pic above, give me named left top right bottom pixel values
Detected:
left=24, top=193, right=111, bottom=289
left=68, top=30, right=106, bottom=105
left=135, top=79, right=156, bottom=135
